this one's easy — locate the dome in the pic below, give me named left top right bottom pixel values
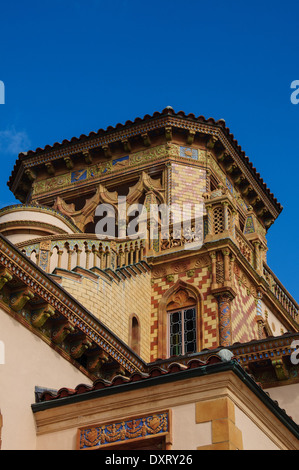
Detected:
left=0, top=204, right=81, bottom=244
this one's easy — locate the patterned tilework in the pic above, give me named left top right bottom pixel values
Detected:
left=231, top=274, right=258, bottom=344
left=179, top=147, right=198, bottom=160
left=170, top=164, right=206, bottom=220
left=150, top=266, right=218, bottom=362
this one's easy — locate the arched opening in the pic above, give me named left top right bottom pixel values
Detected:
left=129, top=315, right=140, bottom=355
left=158, top=281, right=202, bottom=359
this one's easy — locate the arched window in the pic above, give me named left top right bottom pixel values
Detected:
left=158, top=281, right=202, bottom=359
left=129, top=315, right=140, bottom=355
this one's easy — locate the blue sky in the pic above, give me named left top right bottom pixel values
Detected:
left=0, top=0, right=298, bottom=299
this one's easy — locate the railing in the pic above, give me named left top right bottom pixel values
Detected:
left=16, top=235, right=146, bottom=274
left=263, top=263, right=299, bottom=321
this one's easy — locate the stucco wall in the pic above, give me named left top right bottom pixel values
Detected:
left=0, top=306, right=92, bottom=450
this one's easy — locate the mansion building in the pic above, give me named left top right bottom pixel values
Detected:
left=0, top=107, right=299, bottom=450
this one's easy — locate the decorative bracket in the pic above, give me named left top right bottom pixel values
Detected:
left=70, top=335, right=93, bottom=359
left=0, top=269, right=13, bottom=291
left=64, top=157, right=74, bottom=170
left=51, top=320, right=75, bottom=344
left=31, top=304, right=56, bottom=328
left=10, top=288, right=34, bottom=312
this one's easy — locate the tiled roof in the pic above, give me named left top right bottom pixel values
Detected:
left=33, top=352, right=299, bottom=439
left=35, top=354, right=247, bottom=403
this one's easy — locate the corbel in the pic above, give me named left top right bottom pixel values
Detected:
left=224, top=160, right=235, bottom=173
left=115, top=365, right=126, bottom=376
left=264, top=217, right=275, bottom=229
left=10, top=287, right=35, bottom=312
left=102, top=144, right=112, bottom=158
left=0, top=269, right=13, bottom=291
left=70, top=335, right=92, bottom=359
left=165, top=126, right=172, bottom=141
left=247, top=194, right=260, bottom=206
left=31, top=304, right=55, bottom=328
left=122, top=138, right=131, bottom=153
left=86, top=349, right=110, bottom=373
left=272, top=359, right=290, bottom=381
left=234, top=174, right=246, bottom=186
left=216, top=149, right=230, bottom=162
left=186, top=130, right=196, bottom=145
left=226, top=163, right=238, bottom=174
left=240, top=183, right=252, bottom=197
left=233, top=173, right=245, bottom=185
left=45, top=162, right=55, bottom=175
left=24, top=169, right=36, bottom=182
left=82, top=149, right=93, bottom=164
left=64, top=156, right=74, bottom=170
left=207, top=135, right=218, bottom=149
left=141, top=133, right=151, bottom=147
left=51, top=320, right=75, bottom=344
left=256, top=206, right=268, bottom=217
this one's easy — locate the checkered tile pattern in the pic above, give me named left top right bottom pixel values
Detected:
left=231, top=278, right=258, bottom=343
left=150, top=266, right=218, bottom=361
left=171, top=164, right=206, bottom=217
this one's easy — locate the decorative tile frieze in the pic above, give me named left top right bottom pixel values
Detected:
left=78, top=411, right=169, bottom=450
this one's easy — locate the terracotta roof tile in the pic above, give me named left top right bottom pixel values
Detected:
left=37, top=355, right=225, bottom=403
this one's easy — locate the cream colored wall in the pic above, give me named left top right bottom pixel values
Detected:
left=5, top=233, right=41, bottom=244
left=234, top=404, right=280, bottom=450
left=260, top=300, right=285, bottom=335
left=59, top=270, right=152, bottom=362
left=0, top=306, right=92, bottom=450
left=172, top=403, right=212, bottom=449
left=264, top=383, right=299, bottom=426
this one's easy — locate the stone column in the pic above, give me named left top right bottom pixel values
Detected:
left=223, top=202, right=229, bottom=231
left=215, top=291, right=235, bottom=347
left=210, top=251, right=217, bottom=289
left=253, top=241, right=261, bottom=274
left=222, top=249, right=230, bottom=283
left=206, top=204, right=213, bottom=236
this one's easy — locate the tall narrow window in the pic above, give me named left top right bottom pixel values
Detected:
left=130, top=315, right=140, bottom=355
left=169, top=307, right=196, bottom=356
left=158, top=281, right=201, bottom=359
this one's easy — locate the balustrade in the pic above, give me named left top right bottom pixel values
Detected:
left=263, top=263, right=298, bottom=321
left=17, top=236, right=146, bottom=274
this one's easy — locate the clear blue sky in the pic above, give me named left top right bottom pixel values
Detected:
left=0, top=0, right=298, bottom=300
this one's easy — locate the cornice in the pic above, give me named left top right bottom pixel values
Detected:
left=0, top=234, right=146, bottom=376
left=7, top=109, right=282, bottom=220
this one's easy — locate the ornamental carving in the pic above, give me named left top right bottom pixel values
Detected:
left=167, top=288, right=196, bottom=310
left=78, top=411, right=169, bottom=450
left=194, top=256, right=210, bottom=268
